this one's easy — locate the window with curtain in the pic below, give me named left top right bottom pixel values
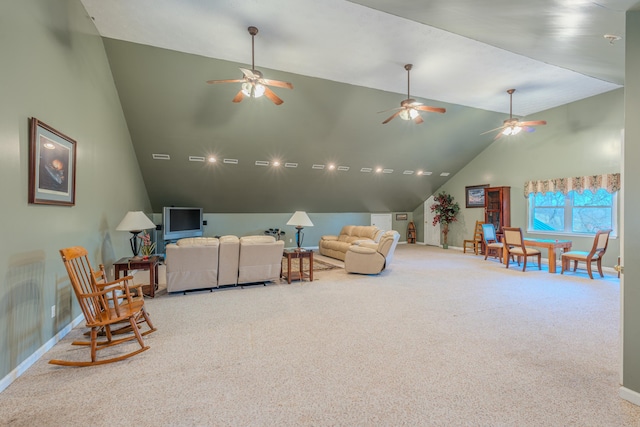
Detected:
left=525, top=174, right=619, bottom=236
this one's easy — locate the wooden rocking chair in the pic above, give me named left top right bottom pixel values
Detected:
left=463, top=221, right=484, bottom=255
left=50, top=246, right=155, bottom=367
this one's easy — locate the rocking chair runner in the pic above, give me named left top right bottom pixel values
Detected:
left=51, top=246, right=155, bottom=367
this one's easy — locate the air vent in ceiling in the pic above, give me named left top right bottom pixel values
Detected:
left=152, top=154, right=170, bottom=160
left=360, top=168, right=372, bottom=173
left=337, top=166, right=350, bottom=171
left=189, top=156, right=205, bottom=162
left=223, top=158, right=239, bottom=164
left=382, top=169, right=393, bottom=174
left=284, top=162, right=298, bottom=168
left=440, top=172, right=450, bottom=176
left=403, top=170, right=414, bottom=175
left=312, top=164, right=325, bottom=169
left=255, top=160, right=269, bottom=166
left=422, top=171, right=433, bottom=175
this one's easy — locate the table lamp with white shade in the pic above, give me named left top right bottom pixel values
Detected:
left=286, top=211, right=314, bottom=250
left=116, top=211, right=156, bottom=257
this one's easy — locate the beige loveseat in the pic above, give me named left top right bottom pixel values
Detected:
left=165, top=235, right=284, bottom=293
left=319, top=225, right=383, bottom=261
left=344, top=230, right=400, bottom=275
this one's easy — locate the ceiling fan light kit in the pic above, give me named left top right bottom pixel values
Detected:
left=206, top=26, right=293, bottom=105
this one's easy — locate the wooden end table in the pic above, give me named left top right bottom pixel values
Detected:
left=282, top=249, right=313, bottom=284
left=113, top=256, right=160, bottom=297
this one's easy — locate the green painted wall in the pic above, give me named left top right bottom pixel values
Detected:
left=0, top=0, right=151, bottom=380
left=414, top=89, right=623, bottom=268
left=622, top=8, right=640, bottom=401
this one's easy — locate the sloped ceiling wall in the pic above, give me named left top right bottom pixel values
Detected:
left=103, top=38, right=510, bottom=213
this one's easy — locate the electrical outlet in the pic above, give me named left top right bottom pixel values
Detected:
left=289, top=238, right=292, bottom=243
left=51, top=305, right=56, bottom=318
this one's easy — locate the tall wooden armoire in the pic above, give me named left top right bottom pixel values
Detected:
left=484, top=186, right=511, bottom=235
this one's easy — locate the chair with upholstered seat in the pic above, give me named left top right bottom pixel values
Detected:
left=561, top=229, right=612, bottom=279
left=481, top=223, right=503, bottom=261
left=463, top=221, right=484, bottom=255
left=345, top=230, right=400, bottom=275
left=502, top=227, right=541, bottom=271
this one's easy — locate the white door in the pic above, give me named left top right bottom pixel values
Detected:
left=424, top=196, right=440, bottom=246
left=371, top=213, right=392, bottom=232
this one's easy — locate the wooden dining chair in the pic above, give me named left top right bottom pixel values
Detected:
left=561, top=229, right=612, bottom=279
left=51, top=246, right=155, bottom=366
left=481, top=223, right=503, bottom=261
left=463, top=221, right=484, bottom=255
left=502, top=227, right=541, bottom=271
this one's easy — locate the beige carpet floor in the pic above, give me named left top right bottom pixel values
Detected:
left=1, top=245, right=638, bottom=426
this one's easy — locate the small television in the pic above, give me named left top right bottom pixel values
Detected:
left=162, top=207, right=204, bottom=241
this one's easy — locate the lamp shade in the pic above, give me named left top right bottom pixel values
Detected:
left=116, top=211, right=156, bottom=232
left=286, top=211, right=314, bottom=227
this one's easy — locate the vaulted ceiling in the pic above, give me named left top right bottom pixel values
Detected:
left=81, top=0, right=635, bottom=213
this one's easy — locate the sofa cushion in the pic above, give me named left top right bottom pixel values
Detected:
left=176, top=237, right=219, bottom=247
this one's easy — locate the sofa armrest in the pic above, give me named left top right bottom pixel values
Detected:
left=320, top=235, right=339, bottom=241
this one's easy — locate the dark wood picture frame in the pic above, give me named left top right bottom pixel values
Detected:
left=396, top=213, right=408, bottom=221
left=28, top=118, right=77, bottom=206
left=465, top=184, right=489, bottom=208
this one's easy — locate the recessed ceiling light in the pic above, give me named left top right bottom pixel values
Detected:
left=328, top=164, right=336, bottom=170
left=152, top=154, right=170, bottom=160
left=255, top=160, right=269, bottom=166
left=284, top=162, right=298, bottom=168
left=375, top=168, right=383, bottom=173
left=403, top=170, right=414, bottom=175
left=223, top=158, right=238, bottom=164
left=337, top=166, right=349, bottom=171
left=272, top=161, right=280, bottom=167
left=208, top=157, right=216, bottom=163
left=312, top=164, right=325, bottom=169
left=440, top=172, right=450, bottom=176
left=189, top=156, right=205, bottom=162
left=360, top=168, right=372, bottom=173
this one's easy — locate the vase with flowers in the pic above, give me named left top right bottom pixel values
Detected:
left=138, top=230, right=156, bottom=260
left=431, top=191, right=460, bottom=249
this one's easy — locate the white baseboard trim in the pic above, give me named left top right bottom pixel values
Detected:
left=620, top=386, right=640, bottom=407
left=0, top=314, right=84, bottom=393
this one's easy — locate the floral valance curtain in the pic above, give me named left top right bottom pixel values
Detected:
left=524, top=173, right=621, bottom=197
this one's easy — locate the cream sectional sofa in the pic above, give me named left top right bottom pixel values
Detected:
left=165, top=235, right=284, bottom=293
left=318, top=225, right=383, bottom=261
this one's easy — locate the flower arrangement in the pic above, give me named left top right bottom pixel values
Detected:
left=431, top=191, right=460, bottom=248
left=139, top=230, right=156, bottom=258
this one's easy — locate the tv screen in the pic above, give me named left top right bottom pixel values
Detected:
left=162, top=207, right=203, bottom=241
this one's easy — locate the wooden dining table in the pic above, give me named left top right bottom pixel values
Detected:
left=520, top=238, right=572, bottom=273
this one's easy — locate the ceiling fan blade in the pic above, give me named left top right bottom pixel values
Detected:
left=382, top=110, right=402, bottom=124
left=261, top=78, right=293, bottom=89
left=239, top=68, right=258, bottom=79
left=493, top=131, right=504, bottom=140
left=206, top=79, right=245, bottom=84
left=480, top=125, right=506, bottom=135
left=519, top=120, right=547, bottom=127
left=263, top=86, right=284, bottom=105
left=414, top=105, right=446, bottom=114
left=377, top=106, right=403, bottom=114
left=232, top=90, right=244, bottom=103
left=413, top=114, right=424, bottom=124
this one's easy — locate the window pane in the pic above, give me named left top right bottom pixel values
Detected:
left=572, top=189, right=612, bottom=207
left=534, top=192, right=565, bottom=207
left=572, top=208, right=612, bottom=233
left=533, top=207, right=564, bottom=231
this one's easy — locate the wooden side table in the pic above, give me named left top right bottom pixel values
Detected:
left=113, top=256, right=160, bottom=297
left=282, top=249, right=313, bottom=284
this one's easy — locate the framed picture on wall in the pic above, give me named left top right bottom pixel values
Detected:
left=396, top=213, right=408, bottom=221
left=465, top=184, right=489, bottom=208
left=28, top=118, right=77, bottom=206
